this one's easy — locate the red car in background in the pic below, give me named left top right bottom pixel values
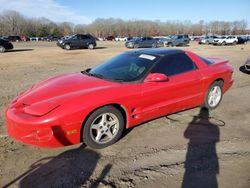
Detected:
left=5, top=48, right=234, bottom=149
left=21, top=36, right=30, bottom=42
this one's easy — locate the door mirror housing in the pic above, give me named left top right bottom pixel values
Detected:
left=144, top=73, right=169, bottom=82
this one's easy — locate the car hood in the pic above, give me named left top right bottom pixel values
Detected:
left=14, top=73, right=119, bottom=105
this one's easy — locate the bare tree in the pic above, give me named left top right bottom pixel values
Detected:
left=0, top=10, right=248, bottom=37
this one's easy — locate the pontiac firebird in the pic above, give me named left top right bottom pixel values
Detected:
left=5, top=48, right=234, bottom=149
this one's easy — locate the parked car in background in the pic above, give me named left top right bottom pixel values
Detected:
left=5, top=36, right=21, bottom=42
left=44, top=36, right=60, bottom=42
left=127, top=37, right=133, bottom=41
left=105, top=36, right=115, bottom=41
left=20, top=36, right=30, bottom=42
left=199, top=36, right=218, bottom=44
left=213, top=36, right=238, bottom=45
left=164, top=34, right=190, bottom=46
left=115, top=36, right=127, bottom=41
left=57, top=34, right=97, bottom=50
left=30, top=37, right=41, bottom=41
left=0, top=39, right=14, bottom=53
left=0, top=36, right=10, bottom=41
left=125, top=37, right=161, bottom=48
left=237, top=36, right=248, bottom=44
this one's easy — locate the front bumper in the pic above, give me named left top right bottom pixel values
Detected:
left=56, top=42, right=64, bottom=48
left=5, top=106, right=81, bottom=148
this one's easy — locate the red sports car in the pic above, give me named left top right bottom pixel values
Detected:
left=5, top=48, right=234, bottom=149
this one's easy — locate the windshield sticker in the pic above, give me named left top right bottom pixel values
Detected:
left=139, top=54, right=156, bottom=61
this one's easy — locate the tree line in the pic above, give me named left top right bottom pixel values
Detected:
left=0, top=10, right=248, bottom=37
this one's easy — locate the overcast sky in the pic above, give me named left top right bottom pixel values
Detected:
left=0, top=0, right=249, bottom=26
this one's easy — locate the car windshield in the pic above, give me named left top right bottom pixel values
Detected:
left=85, top=53, right=158, bottom=82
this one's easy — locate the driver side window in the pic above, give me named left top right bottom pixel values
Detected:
left=151, top=53, right=197, bottom=77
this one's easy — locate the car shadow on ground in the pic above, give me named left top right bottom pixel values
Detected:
left=182, top=108, right=225, bottom=188
left=5, top=49, right=34, bottom=53
left=3, top=132, right=113, bottom=188
left=239, top=66, right=250, bottom=74
left=94, top=47, right=107, bottom=50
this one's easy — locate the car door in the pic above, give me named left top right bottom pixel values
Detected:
left=71, top=35, right=81, bottom=47
left=140, top=37, right=147, bottom=47
left=80, top=35, right=89, bottom=48
left=141, top=52, right=203, bottom=121
left=146, top=37, right=153, bottom=47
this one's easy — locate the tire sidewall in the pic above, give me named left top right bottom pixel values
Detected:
left=83, top=106, right=124, bottom=149
left=64, top=44, right=71, bottom=50
left=0, top=46, right=5, bottom=53
left=88, top=43, right=94, bottom=49
left=204, top=81, right=223, bottom=110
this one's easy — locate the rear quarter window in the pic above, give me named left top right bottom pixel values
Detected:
left=199, top=56, right=214, bottom=65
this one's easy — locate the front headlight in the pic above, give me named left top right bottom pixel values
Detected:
left=23, top=101, right=60, bottom=116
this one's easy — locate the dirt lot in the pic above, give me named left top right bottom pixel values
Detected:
left=0, top=41, right=250, bottom=188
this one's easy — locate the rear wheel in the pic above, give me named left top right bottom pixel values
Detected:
left=83, top=106, right=124, bottom=149
left=233, top=41, right=237, bottom=45
left=222, top=41, right=226, bottom=46
left=204, top=81, right=223, bottom=110
left=152, top=43, right=157, bottom=48
left=64, top=44, right=71, bottom=50
left=0, top=46, right=6, bottom=53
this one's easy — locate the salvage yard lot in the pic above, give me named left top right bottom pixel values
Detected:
left=0, top=41, right=250, bottom=187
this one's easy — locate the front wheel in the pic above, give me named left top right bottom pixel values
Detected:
left=64, top=44, right=71, bottom=50
left=204, top=81, right=223, bottom=110
left=152, top=43, right=157, bottom=48
left=88, top=43, right=95, bottom=49
left=0, top=46, right=6, bottom=53
left=83, top=106, right=124, bottom=149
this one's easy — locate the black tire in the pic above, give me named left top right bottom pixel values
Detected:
left=222, top=41, right=226, bottom=46
left=88, top=43, right=94, bottom=49
left=204, top=81, right=223, bottom=110
left=83, top=106, right=125, bottom=149
left=168, top=42, right=174, bottom=47
left=0, top=45, right=6, bottom=53
left=64, top=44, right=71, bottom=50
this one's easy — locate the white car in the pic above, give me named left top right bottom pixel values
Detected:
left=213, top=36, right=238, bottom=45
left=199, top=36, right=218, bottom=44
left=115, top=37, right=127, bottom=41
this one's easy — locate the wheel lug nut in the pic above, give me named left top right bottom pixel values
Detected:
left=101, top=130, right=104, bottom=133
left=100, top=126, right=102, bottom=129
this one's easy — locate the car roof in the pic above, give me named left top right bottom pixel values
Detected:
left=132, top=48, right=184, bottom=56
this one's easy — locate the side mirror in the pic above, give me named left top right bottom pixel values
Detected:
left=144, top=73, right=169, bottom=82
